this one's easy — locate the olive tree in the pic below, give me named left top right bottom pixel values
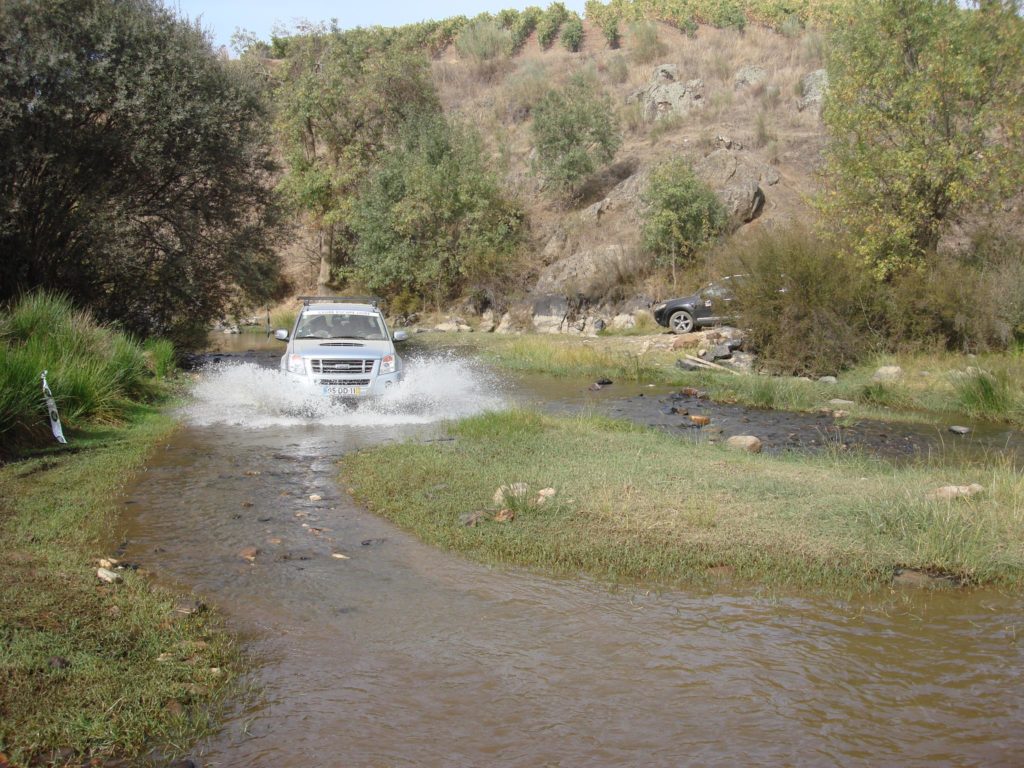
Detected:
left=530, top=71, right=621, bottom=200
left=822, top=0, right=1024, bottom=279
left=641, top=159, right=727, bottom=286
left=0, top=0, right=284, bottom=340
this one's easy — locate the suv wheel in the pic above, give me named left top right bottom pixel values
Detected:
left=669, top=310, right=695, bottom=334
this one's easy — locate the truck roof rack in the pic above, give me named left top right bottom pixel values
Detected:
left=298, top=295, right=380, bottom=308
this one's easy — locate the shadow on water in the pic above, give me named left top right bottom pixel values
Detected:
left=115, top=336, right=1024, bottom=765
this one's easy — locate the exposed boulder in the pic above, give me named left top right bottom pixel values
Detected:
left=733, top=65, right=768, bottom=90
left=478, top=309, right=496, bottom=333
left=534, top=244, right=645, bottom=301
left=694, top=150, right=780, bottom=227
left=797, top=69, right=829, bottom=112
left=871, top=365, right=903, bottom=382
left=608, top=313, right=636, bottom=330
left=542, top=228, right=568, bottom=260
left=928, top=483, right=984, bottom=501
left=493, top=483, right=529, bottom=505
left=629, top=65, right=705, bottom=122
left=531, top=295, right=570, bottom=334
left=726, top=435, right=763, bottom=453
left=434, top=318, right=473, bottom=332
left=715, top=135, right=743, bottom=150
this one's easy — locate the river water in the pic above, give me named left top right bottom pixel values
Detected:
left=118, top=338, right=1024, bottom=766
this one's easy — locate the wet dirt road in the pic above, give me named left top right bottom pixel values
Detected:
left=118, top=346, right=1024, bottom=766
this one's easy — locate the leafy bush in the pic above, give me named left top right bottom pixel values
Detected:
left=496, top=8, right=520, bottom=28
left=629, top=20, right=666, bottom=63
left=512, top=6, right=542, bottom=49
left=641, top=159, right=727, bottom=280
left=602, top=15, right=621, bottom=47
left=537, top=2, right=570, bottom=48
left=530, top=72, right=622, bottom=198
left=350, top=116, right=524, bottom=304
left=882, top=254, right=1018, bottom=353
left=732, top=228, right=880, bottom=376
left=710, top=0, right=747, bottom=31
left=561, top=13, right=585, bottom=51
left=456, top=17, right=513, bottom=65
left=1, top=294, right=161, bottom=452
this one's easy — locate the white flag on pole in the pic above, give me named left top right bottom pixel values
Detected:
left=41, top=370, right=67, bottom=444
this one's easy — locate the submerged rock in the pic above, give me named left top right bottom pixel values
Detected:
left=948, top=425, right=971, bottom=436
left=893, top=568, right=958, bottom=589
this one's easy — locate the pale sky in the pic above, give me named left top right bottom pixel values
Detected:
left=171, top=0, right=588, bottom=51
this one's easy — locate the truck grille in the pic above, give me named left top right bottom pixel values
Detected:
left=321, top=378, right=371, bottom=387
left=311, top=358, right=374, bottom=375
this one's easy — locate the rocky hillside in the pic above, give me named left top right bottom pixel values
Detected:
left=278, top=19, right=830, bottom=325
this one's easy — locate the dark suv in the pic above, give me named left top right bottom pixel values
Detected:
left=652, top=275, right=745, bottom=334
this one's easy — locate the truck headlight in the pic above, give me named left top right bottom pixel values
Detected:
left=287, top=354, right=307, bottom=375
left=380, top=354, right=396, bottom=374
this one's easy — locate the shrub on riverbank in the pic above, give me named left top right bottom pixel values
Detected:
left=342, top=410, right=1024, bottom=590
left=1, top=294, right=170, bottom=454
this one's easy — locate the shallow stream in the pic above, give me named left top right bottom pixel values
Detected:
left=118, top=337, right=1024, bottom=766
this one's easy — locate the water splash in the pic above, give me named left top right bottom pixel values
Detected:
left=185, top=353, right=506, bottom=428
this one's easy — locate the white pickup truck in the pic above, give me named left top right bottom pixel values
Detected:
left=274, top=297, right=407, bottom=398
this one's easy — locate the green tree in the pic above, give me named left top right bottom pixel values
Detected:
left=531, top=72, right=622, bottom=199
left=349, top=117, right=524, bottom=305
left=641, top=159, right=727, bottom=286
left=0, top=0, right=283, bottom=340
left=822, top=0, right=1024, bottom=279
left=275, top=25, right=441, bottom=286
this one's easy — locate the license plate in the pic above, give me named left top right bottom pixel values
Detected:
left=323, top=385, right=362, bottom=397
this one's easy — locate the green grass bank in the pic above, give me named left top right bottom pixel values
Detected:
left=0, top=409, right=238, bottom=765
left=1, top=294, right=237, bottom=764
left=342, top=409, right=1024, bottom=592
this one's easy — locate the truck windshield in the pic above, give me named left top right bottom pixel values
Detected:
left=294, top=312, right=386, bottom=340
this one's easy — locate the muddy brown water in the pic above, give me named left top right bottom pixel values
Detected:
left=117, top=339, right=1024, bottom=766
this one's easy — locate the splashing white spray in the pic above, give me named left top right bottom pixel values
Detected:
left=185, top=353, right=506, bottom=428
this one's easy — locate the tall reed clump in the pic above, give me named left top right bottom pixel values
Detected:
left=455, top=17, right=513, bottom=79
left=0, top=293, right=164, bottom=453
left=953, top=368, right=1019, bottom=421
